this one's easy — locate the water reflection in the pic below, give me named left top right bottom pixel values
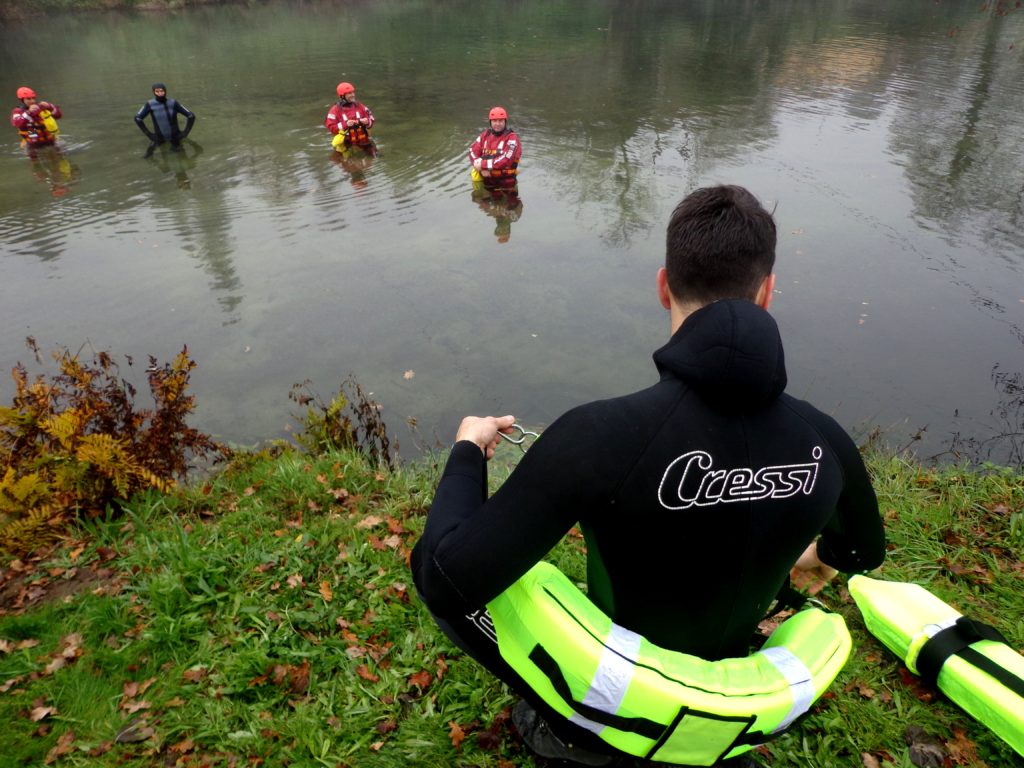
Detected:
left=329, top=144, right=377, bottom=190
left=144, top=139, right=203, bottom=189
left=26, top=145, right=80, bottom=199
left=470, top=183, right=523, bottom=244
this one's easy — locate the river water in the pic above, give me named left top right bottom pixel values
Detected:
left=2, top=0, right=1023, bottom=463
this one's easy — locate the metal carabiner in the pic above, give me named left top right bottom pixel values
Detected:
left=498, top=423, right=540, bottom=453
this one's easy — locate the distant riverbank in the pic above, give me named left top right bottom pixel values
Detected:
left=0, top=0, right=238, bottom=20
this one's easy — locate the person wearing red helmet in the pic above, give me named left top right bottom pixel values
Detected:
left=469, top=106, right=521, bottom=190
left=10, top=86, right=62, bottom=150
left=324, top=82, right=375, bottom=153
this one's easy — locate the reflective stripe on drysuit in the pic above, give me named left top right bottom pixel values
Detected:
left=11, top=104, right=61, bottom=147
left=325, top=100, right=375, bottom=147
left=469, top=127, right=521, bottom=187
left=487, top=561, right=851, bottom=766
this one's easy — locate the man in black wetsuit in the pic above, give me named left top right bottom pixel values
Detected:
left=134, top=83, right=195, bottom=153
left=411, top=185, right=886, bottom=767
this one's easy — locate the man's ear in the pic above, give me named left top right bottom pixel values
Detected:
left=756, top=273, right=776, bottom=310
left=657, top=267, right=672, bottom=310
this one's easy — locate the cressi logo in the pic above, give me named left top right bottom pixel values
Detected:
left=657, top=447, right=822, bottom=510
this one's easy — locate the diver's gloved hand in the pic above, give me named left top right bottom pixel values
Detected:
left=144, top=142, right=158, bottom=158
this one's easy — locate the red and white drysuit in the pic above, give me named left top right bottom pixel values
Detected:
left=469, top=127, right=521, bottom=189
left=324, top=100, right=375, bottom=148
left=11, top=102, right=61, bottom=148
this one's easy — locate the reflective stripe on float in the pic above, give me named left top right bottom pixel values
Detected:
left=850, top=575, right=1024, bottom=758
left=486, top=561, right=850, bottom=766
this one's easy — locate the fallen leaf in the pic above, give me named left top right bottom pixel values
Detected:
left=376, top=719, right=398, bottom=734
left=449, top=721, right=466, bottom=749
left=356, top=665, right=379, bottom=683
left=319, top=581, right=333, bottom=602
left=286, top=573, right=304, bottom=589
left=120, top=699, right=152, bottom=714
left=862, top=753, right=881, bottom=768
left=356, top=515, right=383, bottom=530
left=30, top=705, right=57, bottom=721
left=170, top=737, right=195, bottom=754
left=370, top=741, right=384, bottom=751
left=946, top=727, right=984, bottom=766
left=408, top=670, right=432, bottom=690
left=44, top=729, right=75, bottom=764
left=182, top=667, right=208, bottom=683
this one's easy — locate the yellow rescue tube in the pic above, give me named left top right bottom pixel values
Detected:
left=488, top=561, right=851, bottom=766
left=849, top=575, right=1024, bottom=758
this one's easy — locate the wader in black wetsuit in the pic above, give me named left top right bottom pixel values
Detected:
left=135, top=84, right=195, bottom=149
left=411, top=299, right=885, bottom=764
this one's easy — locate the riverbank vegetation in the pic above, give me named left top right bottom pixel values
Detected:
left=1, top=351, right=1022, bottom=766
left=0, top=0, right=232, bottom=19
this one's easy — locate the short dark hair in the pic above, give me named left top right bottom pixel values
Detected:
left=665, top=185, right=776, bottom=304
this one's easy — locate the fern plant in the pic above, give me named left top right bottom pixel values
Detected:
left=0, top=338, right=229, bottom=554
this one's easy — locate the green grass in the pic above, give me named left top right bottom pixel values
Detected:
left=1, top=447, right=1022, bottom=767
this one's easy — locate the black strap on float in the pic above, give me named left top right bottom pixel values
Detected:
left=916, top=616, right=1024, bottom=699
left=527, top=645, right=666, bottom=741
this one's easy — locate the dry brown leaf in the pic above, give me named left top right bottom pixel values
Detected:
left=861, top=753, right=881, bottom=768
left=408, top=670, right=432, bottom=690
left=44, top=729, right=75, bottom=764
left=121, top=699, right=152, bottom=714
left=946, top=728, right=985, bottom=766
left=30, top=705, right=57, bottom=721
left=170, top=737, right=195, bottom=754
left=356, top=515, right=383, bottom=530
left=182, top=667, right=208, bottom=683
left=319, top=581, right=333, bottom=602
left=286, top=573, right=304, bottom=589
left=449, top=721, right=466, bottom=749
left=356, top=665, right=379, bottom=683
left=370, top=741, right=384, bottom=751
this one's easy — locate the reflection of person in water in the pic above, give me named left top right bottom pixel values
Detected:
left=471, top=185, right=524, bottom=243
left=27, top=145, right=80, bottom=198
left=329, top=146, right=375, bottom=190
left=145, top=139, right=204, bottom=189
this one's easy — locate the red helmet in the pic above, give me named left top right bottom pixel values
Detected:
left=489, top=106, right=508, bottom=121
left=16, top=86, right=36, bottom=100
left=336, top=82, right=355, bottom=97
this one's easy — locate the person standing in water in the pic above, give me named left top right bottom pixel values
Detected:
left=324, top=82, right=375, bottom=153
left=11, top=86, right=62, bottom=151
left=135, top=83, right=195, bottom=152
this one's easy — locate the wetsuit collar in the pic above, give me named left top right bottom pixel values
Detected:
left=653, top=299, right=787, bottom=412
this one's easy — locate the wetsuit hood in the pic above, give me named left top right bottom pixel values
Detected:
left=653, top=299, right=787, bottom=412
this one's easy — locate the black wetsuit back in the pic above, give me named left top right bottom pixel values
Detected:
left=412, top=300, right=884, bottom=660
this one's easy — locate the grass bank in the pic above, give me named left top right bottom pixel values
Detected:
left=1, top=446, right=1022, bottom=767
left=0, top=0, right=243, bottom=20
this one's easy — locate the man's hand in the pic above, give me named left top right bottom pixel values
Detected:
left=790, top=541, right=838, bottom=596
left=27, top=104, right=41, bottom=117
left=455, top=415, right=516, bottom=459
left=39, top=102, right=54, bottom=111
left=346, top=119, right=357, bottom=128
left=472, top=157, right=483, bottom=171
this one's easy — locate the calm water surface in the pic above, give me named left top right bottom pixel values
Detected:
left=2, top=1, right=1023, bottom=463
